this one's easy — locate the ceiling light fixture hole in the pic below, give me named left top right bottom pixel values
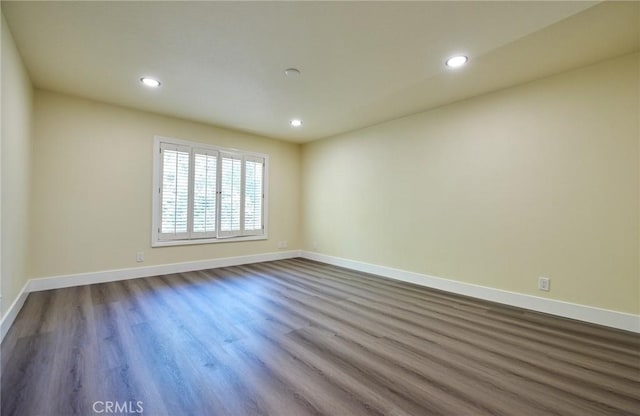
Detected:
left=284, top=68, right=301, bottom=77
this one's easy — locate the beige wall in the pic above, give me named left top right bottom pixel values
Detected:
left=302, top=53, right=639, bottom=314
left=12, top=45, right=640, bottom=317
left=1, top=14, right=34, bottom=316
left=30, top=90, right=300, bottom=278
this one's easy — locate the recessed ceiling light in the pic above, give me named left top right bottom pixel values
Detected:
left=290, top=119, right=303, bottom=127
left=140, top=77, right=161, bottom=87
left=445, top=55, right=468, bottom=68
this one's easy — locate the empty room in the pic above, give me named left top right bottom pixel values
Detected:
left=1, top=1, right=638, bottom=415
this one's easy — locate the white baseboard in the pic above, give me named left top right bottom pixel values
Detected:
left=3, top=249, right=637, bottom=342
left=0, top=250, right=301, bottom=343
left=300, top=251, right=640, bottom=333
left=28, top=250, right=301, bottom=292
left=0, top=281, right=30, bottom=341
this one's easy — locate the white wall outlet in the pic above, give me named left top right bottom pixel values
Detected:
left=538, top=276, right=550, bottom=291
left=277, top=241, right=288, bottom=249
left=136, top=251, right=144, bottom=263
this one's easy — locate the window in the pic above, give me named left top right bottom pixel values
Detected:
left=152, top=136, right=268, bottom=246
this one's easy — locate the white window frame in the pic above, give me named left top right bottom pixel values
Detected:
left=152, top=135, right=269, bottom=247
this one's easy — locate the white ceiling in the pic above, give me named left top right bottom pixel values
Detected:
left=2, top=1, right=638, bottom=142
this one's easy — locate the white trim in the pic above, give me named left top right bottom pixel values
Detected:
left=0, top=250, right=300, bottom=343
left=152, top=234, right=267, bottom=247
left=300, top=251, right=640, bottom=333
left=154, top=135, right=267, bottom=159
left=3, top=250, right=636, bottom=343
left=0, top=281, right=30, bottom=341
left=29, top=250, right=300, bottom=292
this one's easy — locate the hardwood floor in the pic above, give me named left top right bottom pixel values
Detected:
left=2, top=258, right=639, bottom=415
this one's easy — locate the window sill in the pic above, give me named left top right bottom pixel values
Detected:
left=152, top=234, right=268, bottom=248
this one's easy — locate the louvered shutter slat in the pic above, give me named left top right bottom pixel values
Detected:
left=219, top=153, right=242, bottom=237
left=193, top=151, right=217, bottom=236
left=160, top=146, right=190, bottom=239
left=243, top=157, right=264, bottom=234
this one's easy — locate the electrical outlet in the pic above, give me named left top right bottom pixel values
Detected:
left=538, top=277, right=550, bottom=291
left=277, top=241, right=288, bottom=249
left=136, top=251, right=144, bottom=263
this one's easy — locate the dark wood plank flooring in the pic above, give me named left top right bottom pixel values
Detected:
left=2, top=258, right=639, bottom=415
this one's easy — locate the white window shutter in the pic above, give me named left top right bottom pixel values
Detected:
left=192, top=149, right=218, bottom=238
left=159, top=143, right=191, bottom=240
left=218, top=152, right=243, bottom=237
left=243, top=156, right=264, bottom=235
left=153, top=136, right=268, bottom=246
